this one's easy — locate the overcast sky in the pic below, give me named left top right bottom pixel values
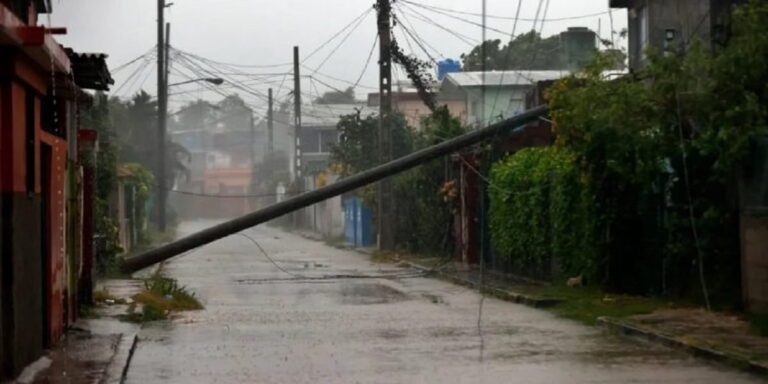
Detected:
left=50, top=0, right=626, bottom=116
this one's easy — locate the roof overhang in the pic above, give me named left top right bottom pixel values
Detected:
left=0, top=3, right=24, bottom=45
left=1, top=3, right=70, bottom=73
left=609, top=0, right=632, bottom=8
left=65, top=49, right=114, bottom=91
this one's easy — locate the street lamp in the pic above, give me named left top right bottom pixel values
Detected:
left=168, top=78, right=225, bottom=87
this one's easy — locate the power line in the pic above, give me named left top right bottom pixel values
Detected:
left=302, top=7, right=374, bottom=63
left=394, top=14, right=439, bottom=64
left=352, top=32, right=379, bottom=89
left=394, top=7, right=446, bottom=59
left=112, top=57, right=150, bottom=96
left=487, top=0, right=524, bottom=120
left=396, top=4, right=477, bottom=46
left=176, top=48, right=292, bottom=69
left=111, top=47, right=157, bottom=73
left=308, top=8, right=372, bottom=76
left=402, top=0, right=610, bottom=23
left=301, top=68, right=378, bottom=90
left=401, top=1, right=516, bottom=37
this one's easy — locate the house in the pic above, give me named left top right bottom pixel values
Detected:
left=439, top=70, right=568, bottom=129
left=0, top=0, right=113, bottom=379
left=610, top=0, right=745, bottom=71
left=294, top=103, right=378, bottom=176
left=367, top=81, right=466, bottom=130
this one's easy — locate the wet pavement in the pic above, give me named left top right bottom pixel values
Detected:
left=125, top=220, right=763, bottom=383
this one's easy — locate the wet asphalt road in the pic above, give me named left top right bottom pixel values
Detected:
left=126, top=220, right=762, bottom=383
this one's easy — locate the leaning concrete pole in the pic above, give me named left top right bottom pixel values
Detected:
left=120, top=106, right=548, bottom=273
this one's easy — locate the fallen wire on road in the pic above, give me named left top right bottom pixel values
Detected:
left=235, top=232, right=428, bottom=282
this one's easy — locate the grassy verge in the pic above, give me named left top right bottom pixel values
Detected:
left=518, top=285, right=673, bottom=325
left=369, top=250, right=447, bottom=268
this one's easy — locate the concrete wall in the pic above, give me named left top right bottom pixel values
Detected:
left=466, top=87, right=527, bottom=128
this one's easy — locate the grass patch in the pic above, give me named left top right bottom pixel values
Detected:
left=748, top=314, right=768, bottom=337
left=517, top=285, right=672, bottom=325
left=124, top=273, right=203, bottom=323
left=370, top=250, right=398, bottom=263
left=323, top=234, right=346, bottom=248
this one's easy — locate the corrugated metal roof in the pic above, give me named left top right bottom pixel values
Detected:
left=65, top=48, right=114, bottom=91
left=301, top=103, right=378, bottom=127
left=445, top=70, right=568, bottom=88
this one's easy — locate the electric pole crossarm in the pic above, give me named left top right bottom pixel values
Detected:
left=120, top=105, right=548, bottom=273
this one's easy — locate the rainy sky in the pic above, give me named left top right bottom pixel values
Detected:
left=49, top=0, right=627, bottom=111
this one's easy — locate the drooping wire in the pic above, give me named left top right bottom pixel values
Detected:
left=236, top=231, right=426, bottom=281
left=352, top=32, right=379, bottom=90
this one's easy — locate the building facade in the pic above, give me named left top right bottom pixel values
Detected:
left=610, top=0, right=745, bottom=71
left=439, top=70, right=567, bottom=129
left=0, top=0, right=112, bottom=378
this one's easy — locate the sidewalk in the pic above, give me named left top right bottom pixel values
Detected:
left=599, top=309, right=768, bottom=375
left=372, top=251, right=768, bottom=377
left=16, top=279, right=143, bottom=384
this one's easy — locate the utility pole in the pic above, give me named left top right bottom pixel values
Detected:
left=268, top=88, right=274, bottom=155
left=376, top=0, right=394, bottom=250
left=156, top=0, right=168, bottom=232
left=292, top=47, right=302, bottom=228
left=293, top=46, right=302, bottom=181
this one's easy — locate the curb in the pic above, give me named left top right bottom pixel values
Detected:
left=597, top=316, right=768, bottom=376
left=398, top=259, right=562, bottom=309
left=102, top=332, right=139, bottom=384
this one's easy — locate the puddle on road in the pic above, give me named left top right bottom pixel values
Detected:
left=339, top=283, right=408, bottom=305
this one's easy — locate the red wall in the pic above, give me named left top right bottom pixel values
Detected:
left=40, top=132, right=67, bottom=341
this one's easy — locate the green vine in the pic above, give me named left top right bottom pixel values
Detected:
left=489, top=147, right=596, bottom=278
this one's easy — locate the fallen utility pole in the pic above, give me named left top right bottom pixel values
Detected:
left=120, top=105, right=548, bottom=273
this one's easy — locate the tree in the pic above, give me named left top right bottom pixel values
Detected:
left=174, top=99, right=217, bottom=132
left=330, top=107, right=468, bottom=255
left=461, top=30, right=563, bottom=71
left=217, top=94, right=251, bottom=130
left=315, top=87, right=355, bottom=104
left=113, top=91, right=190, bottom=192
left=81, top=92, right=122, bottom=273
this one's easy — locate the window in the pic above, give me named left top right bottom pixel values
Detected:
left=300, top=130, right=320, bottom=153
left=319, top=130, right=338, bottom=154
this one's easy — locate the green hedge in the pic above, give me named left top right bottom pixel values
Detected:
left=489, top=147, right=597, bottom=279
